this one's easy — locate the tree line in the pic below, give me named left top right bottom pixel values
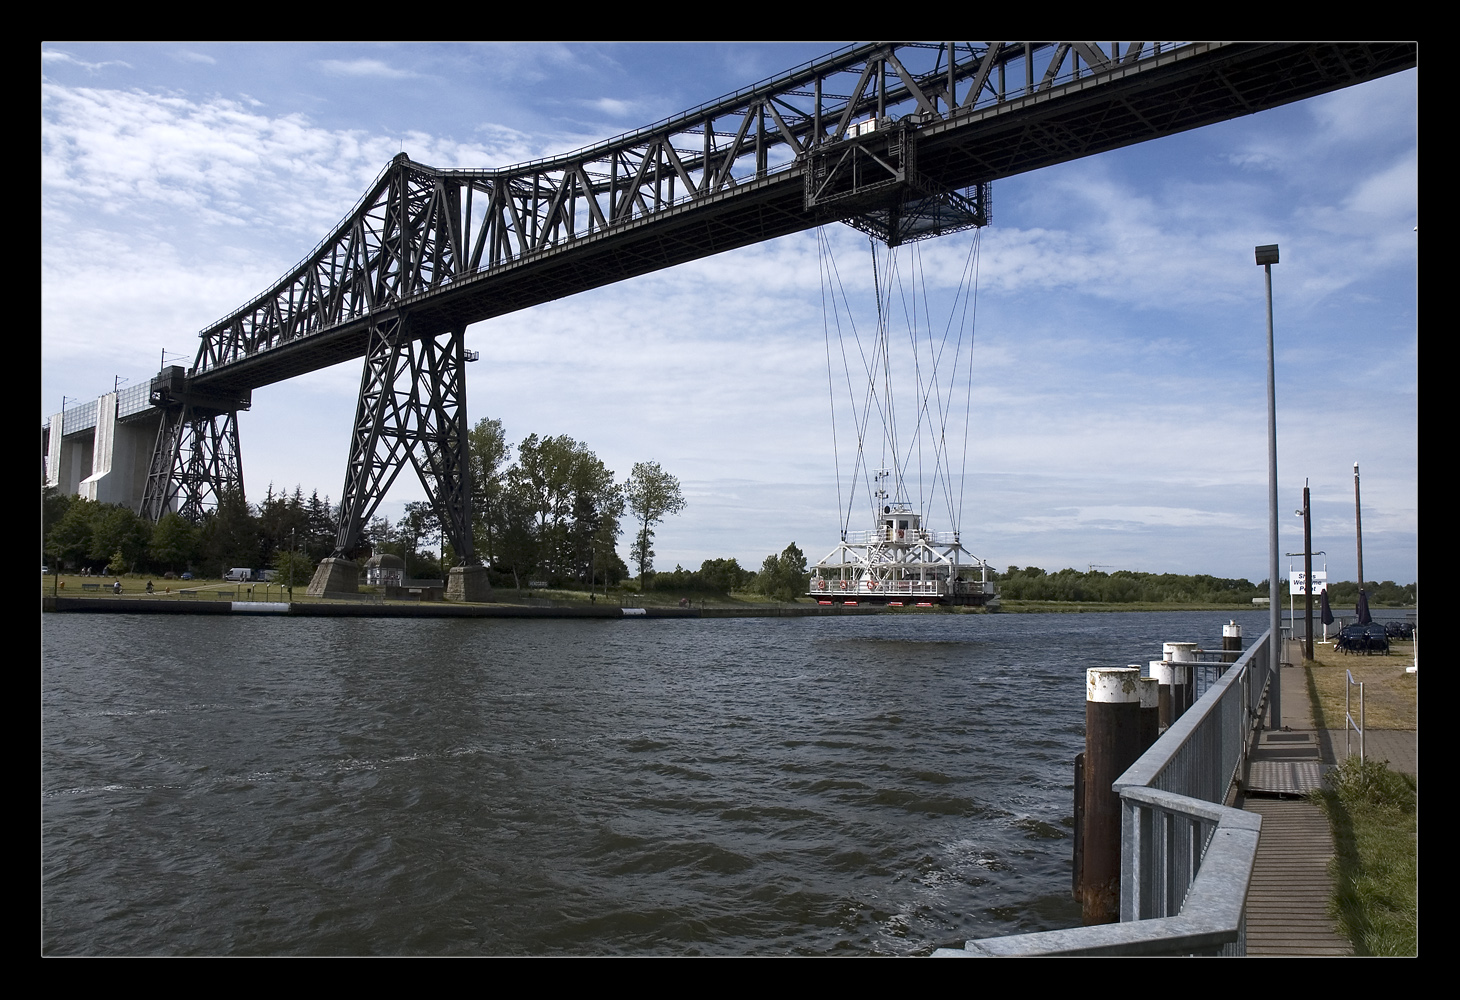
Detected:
left=637, top=543, right=810, bottom=601
left=43, top=484, right=339, bottom=582
left=40, top=418, right=694, bottom=592
left=996, top=566, right=1417, bottom=606
left=43, top=412, right=815, bottom=601
left=466, top=418, right=685, bottom=589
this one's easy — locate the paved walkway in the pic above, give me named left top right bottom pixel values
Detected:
left=1238, top=642, right=1417, bottom=956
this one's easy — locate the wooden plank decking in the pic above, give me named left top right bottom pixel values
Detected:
left=1240, top=796, right=1351, bottom=956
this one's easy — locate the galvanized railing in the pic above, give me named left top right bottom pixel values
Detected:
left=809, top=577, right=987, bottom=597
left=841, top=529, right=964, bottom=545
left=1346, top=669, right=1365, bottom=763
left=935, top=631, right=1272, bottom=957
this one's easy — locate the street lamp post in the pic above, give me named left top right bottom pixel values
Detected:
left=1256, top=243, right=1281, bottom=731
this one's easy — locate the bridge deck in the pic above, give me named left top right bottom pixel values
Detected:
left=184, top=42, right=1416, bottom=395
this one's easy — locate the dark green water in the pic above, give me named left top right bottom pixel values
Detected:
left=41, top=609, right=1270, bottom=955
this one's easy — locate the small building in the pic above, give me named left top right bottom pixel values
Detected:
left=364, top=552, right=406, bottom=587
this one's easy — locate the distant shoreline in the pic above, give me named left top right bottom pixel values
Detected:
left=44, top=592, right=1415, bottom=620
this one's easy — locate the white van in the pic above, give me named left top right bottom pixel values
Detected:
left=225, top=567, right=254, bottom=582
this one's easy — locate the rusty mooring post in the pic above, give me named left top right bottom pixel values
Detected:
left=1072, top=751, right=1084, bottom=901
left=1078, top=666, right=1143, bottom=925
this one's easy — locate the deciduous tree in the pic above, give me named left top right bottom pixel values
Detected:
left=149, top=511, right=198, bottom=573
left=625, top=461, right=686, bottom=582
left=468, top=417, right=510, bottom=565
left=757, top=543, right=808, bottom=601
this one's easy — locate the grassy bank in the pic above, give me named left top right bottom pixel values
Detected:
left=43, top=576, right=1295, bottom=614
left=1302, top=644, right=1417, bottom=956
left=1310, top=756, right=1418, bottom=955
left=1304, top=642, right=1416, bottom=731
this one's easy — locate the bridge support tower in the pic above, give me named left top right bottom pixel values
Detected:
left=308, top=317, right=489, bottom=601
left=140, top=367, right=250, bottom=522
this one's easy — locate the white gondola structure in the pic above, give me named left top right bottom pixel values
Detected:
left=808, top=182, right=998, bottom=608
left=810, top=487, right=998, bottom=608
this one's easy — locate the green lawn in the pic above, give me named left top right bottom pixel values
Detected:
left=1309, top=756, right=1418, bottom=956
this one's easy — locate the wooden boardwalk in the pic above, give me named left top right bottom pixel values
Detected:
left=1237, top=645, right=1366, bottom=957
left=1240, top=796, right=1351, bottom=956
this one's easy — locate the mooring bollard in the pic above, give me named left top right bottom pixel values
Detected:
left=1163, top=641, right=1198, bottom=662
left=1078, top=666, right=1143, bottom=925
left=1163, top=642, right=1197, bottom=715
left=1222, top=620, right=1243, bottom=664
left=1150, top=660, right=1174, bottom=730
left=1138, top=671, right=1159, bottom=751
left=1173, top=660, right=1193, bottom=716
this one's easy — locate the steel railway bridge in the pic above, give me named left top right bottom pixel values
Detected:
left=43, top=41, right=1416, bottom=596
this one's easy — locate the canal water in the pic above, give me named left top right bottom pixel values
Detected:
left=41, top=609, right=1272, bottom=955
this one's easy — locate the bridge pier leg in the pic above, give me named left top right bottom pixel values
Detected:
left=306, top=556, right=359, bottom=597
left=141, top=406, right=245, bottom=521
left=326, top=317, right=485, bottom=598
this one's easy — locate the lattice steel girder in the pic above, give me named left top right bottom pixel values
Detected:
left=141, top=406, right=244, bottom=522
left=180, top=42, right=1414, bottom=396
left=332, top=318, right=475, bottom=563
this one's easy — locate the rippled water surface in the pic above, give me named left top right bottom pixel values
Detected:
left=41, top=609, right=1270, bottom=955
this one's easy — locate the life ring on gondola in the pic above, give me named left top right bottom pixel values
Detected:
left=868, top=579, right=878, bottom=590
left=838, top=580, right=847, bottom=591
left=816, top=579, right=827, bottom=591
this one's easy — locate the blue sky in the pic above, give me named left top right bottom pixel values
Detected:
left=41, top=43, right=1418, bottom=584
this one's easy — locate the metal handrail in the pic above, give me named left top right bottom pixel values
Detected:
left=1346, top=670, right=1365, bottom=763
left=935, top=794, right=1260, bottom=956
left=940, top=631, right=1272, bottom=956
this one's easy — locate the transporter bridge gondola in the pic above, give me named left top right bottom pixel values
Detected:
left=807, top=185, right=999, bottom=609
left=810, top=497, right=998, bottom=608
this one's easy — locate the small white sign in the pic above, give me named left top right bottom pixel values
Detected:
left=1289, top=569, right=1327, bottom=596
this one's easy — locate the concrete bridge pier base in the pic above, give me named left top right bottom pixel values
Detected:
left=307, top=557, right=358, bottom=597
left=447, top=564, right=492, bottom=603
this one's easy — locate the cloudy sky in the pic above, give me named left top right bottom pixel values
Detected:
left=41, top=43, right=1418, bottom=585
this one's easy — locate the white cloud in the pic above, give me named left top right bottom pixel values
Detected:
left=41, top=48, right=131, bottom=74
left=587, top=97, right=639, bottom=118
left=318, top=58, right=417, bottom=79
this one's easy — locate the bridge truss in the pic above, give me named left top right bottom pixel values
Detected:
left=138, top=41, right=1416, bottom=569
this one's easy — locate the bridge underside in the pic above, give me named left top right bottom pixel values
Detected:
left=188, top=42, right=1414, bottom=399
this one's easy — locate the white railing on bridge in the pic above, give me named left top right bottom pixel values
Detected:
left=935, top=631, right=1272, bottom=957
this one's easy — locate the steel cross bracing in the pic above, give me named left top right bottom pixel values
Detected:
left=140, top=407, right=244, bottom=523
left=141, top=366, right=251, bottom=522
left=138, top=41, right=1416, bottom=558
left=334, top=320, right=473, bottom=561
